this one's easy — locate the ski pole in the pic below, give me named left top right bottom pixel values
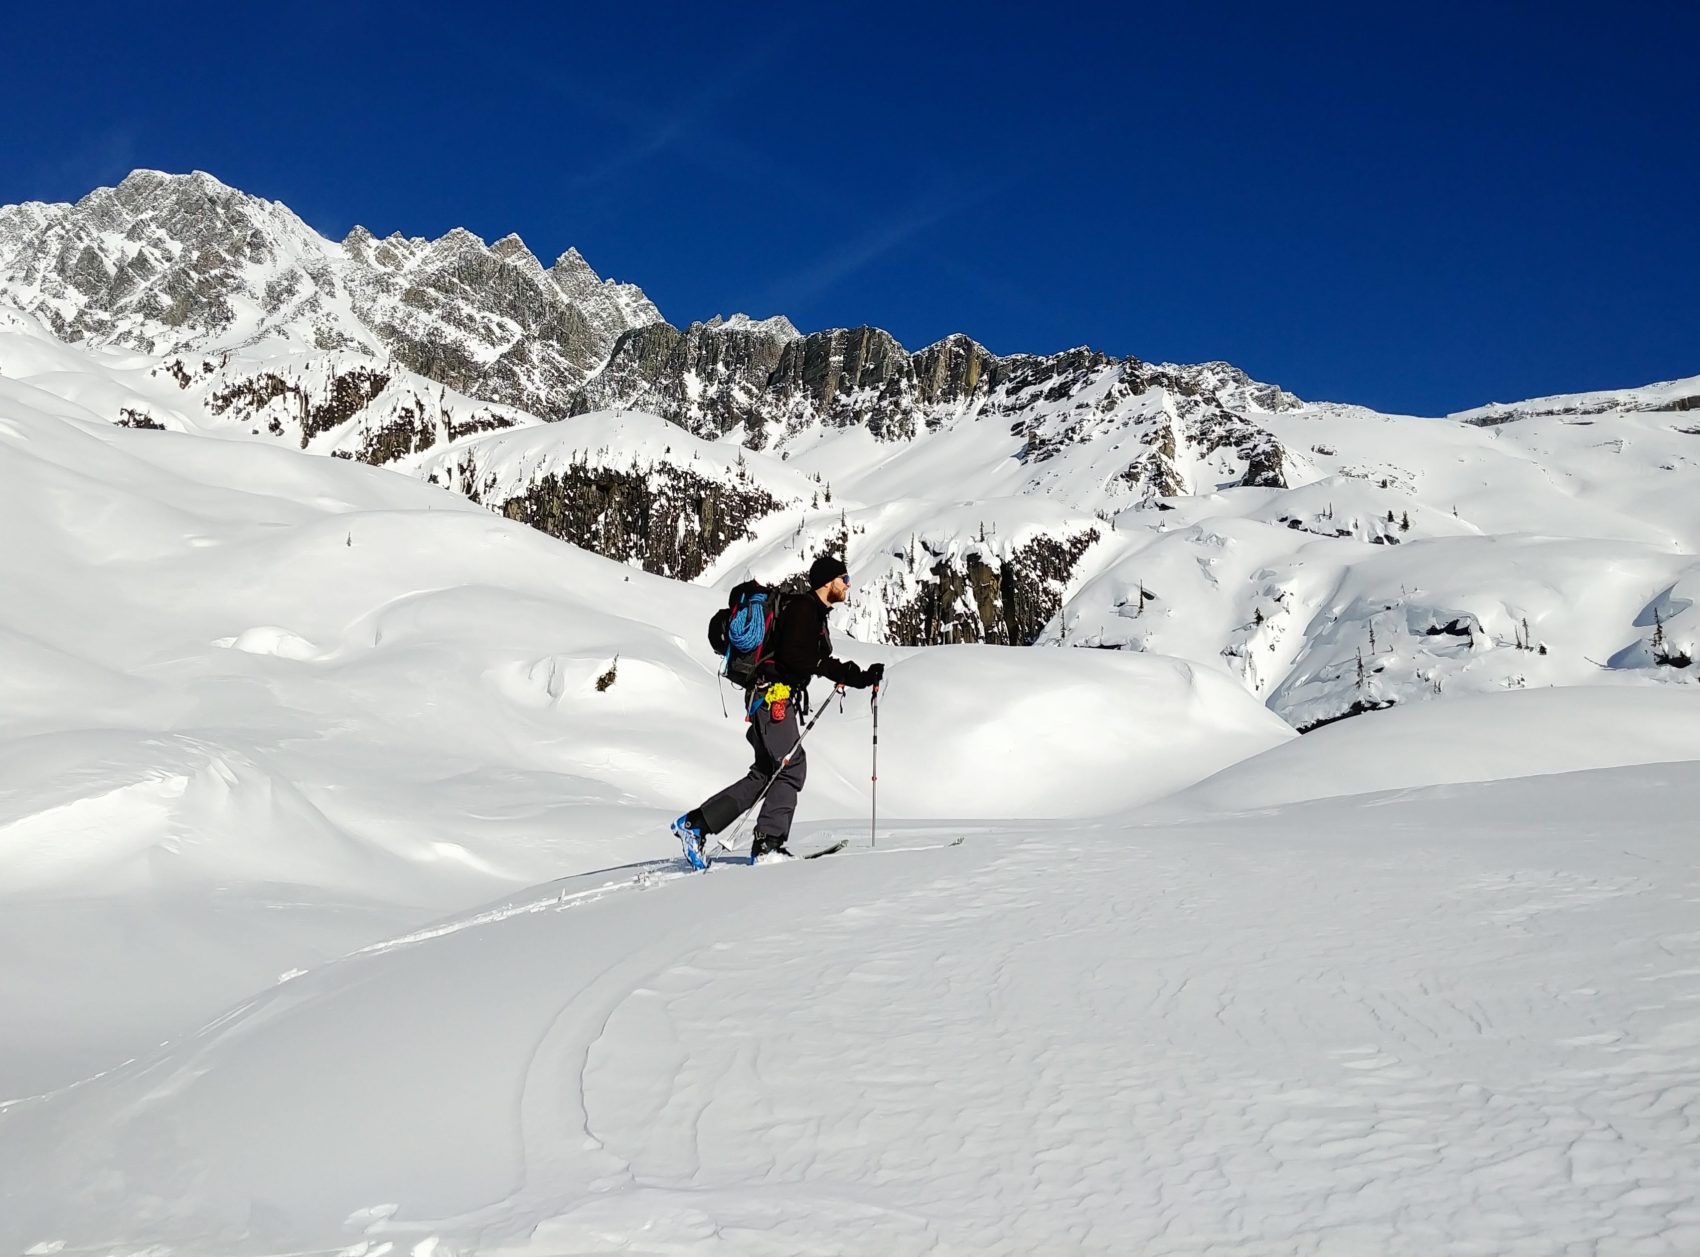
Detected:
left=718, top=685, right=842, bottom=852
left=870, top=682, right=880, bottom=849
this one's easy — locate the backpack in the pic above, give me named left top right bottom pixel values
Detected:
left=708, top=577, right=805, bottom=686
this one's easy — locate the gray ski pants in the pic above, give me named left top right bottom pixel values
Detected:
left=697, top=700, right=807, bottom=842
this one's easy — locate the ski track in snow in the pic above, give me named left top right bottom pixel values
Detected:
left=557, top=825, right=1700, bottom=1257
left=350, top=834, right=969, bottom=961
left=377, top=805, right=1699, bottom=1257
left=15, top=791, right=1691, bottom=1256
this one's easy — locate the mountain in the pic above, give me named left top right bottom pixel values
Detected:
left=0, top=169, right=660, bottom=416
left=0, top=171, right=1305, bottom=503
left=5, top=175, right=1700, bottom=1256
left=575, top=318, right=1302, bottom=492
left=2, top=171, right=1697, bottom=734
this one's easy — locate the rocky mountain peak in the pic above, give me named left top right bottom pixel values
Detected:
left=0, top=169, right=334, bottom=353
left=0, top=170, right=666, bottom=413
left=549, top=247, right=600, bottom=295
left=489, top=233, right=547, bottom=282
left=703, top=312, right=802, bottom=340
left=426, top=225, right=488, bottom=256
left=2, top=170, right=1309, bottom=509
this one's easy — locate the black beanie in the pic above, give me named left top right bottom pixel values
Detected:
left=808, top=554, right=848, bottom=589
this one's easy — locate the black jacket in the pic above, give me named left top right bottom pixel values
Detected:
left=760, top=592, right=874, bottom=691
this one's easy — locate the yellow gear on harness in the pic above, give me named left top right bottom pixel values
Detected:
left=763, top=682, right=792, bottom=706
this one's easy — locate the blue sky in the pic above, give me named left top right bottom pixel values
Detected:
left=4, top=1, right=1695, bottom=415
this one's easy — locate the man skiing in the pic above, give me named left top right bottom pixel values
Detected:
left=673, top=555, right=882, bottom=866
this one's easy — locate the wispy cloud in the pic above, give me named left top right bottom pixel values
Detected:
left=547, top=26, right=807, bottom=197
left=746, top=178, right=1016, bottom=316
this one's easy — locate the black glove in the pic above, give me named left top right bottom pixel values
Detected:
left=862, top=662, right=885, bottom=688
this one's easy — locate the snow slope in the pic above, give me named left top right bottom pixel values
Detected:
left=4, top=380, right=1697, bottom=1252
left=0, top=377, right=1290, bottom=1101
left=5, top=754, right=1698, bottom=1255
left=1158, top=685, right=1700, bottom=813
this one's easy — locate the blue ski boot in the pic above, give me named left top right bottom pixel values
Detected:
left=671, top=814, right=708, bottom=871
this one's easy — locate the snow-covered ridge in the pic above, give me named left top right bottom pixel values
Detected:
left=701, top=311, right=802, bottom=339
left=0, top=171, right=1316, bottom=501
left=1449, top=371, right=1700, bottom=425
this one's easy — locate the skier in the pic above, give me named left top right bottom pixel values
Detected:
left=673, top=555, right=882, bottom=865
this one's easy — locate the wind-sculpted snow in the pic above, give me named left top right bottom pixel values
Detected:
left=1154, top=686, right=1700, bottom=814
left=0, top=383, right=1289, bottom=1099
left=5, top=764, right=1700, bottom=1254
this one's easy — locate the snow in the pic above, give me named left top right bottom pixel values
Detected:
left=1157, top=685, right=1700, bottom=813
left=4, top=182, right=1700, bottom=1254
left=4, top=389, right=1700, bottom=1254
left=408, top=406, right=819, bottom=506
left=6, top=755, right=1700, bottom=1254
left=1448, top=372, right=1700, bottom=423
left=0, top=377, right=1286, bottom=1098
left=704, top=312, right=803, bottom=339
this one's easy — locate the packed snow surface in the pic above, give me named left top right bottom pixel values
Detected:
left=6, top=759, right=1700, bottom=1255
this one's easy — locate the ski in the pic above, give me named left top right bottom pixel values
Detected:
left=686, top=833, right=960, bottom=873
left=724, top=838, right=850, bottom=867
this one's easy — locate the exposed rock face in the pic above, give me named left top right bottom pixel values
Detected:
left=1, top=172, right=1306, bottom=500
left=882, top=529, right=1103, bottom=646
left=767, top=326, right=918, bottom=441
left=584, top=318, right=1300, bottom=498
left=0, top=201, right=69, bottom=269
left=580, top=320, right=975, bottom=447
left=443, top=450, right=786, bottom=582
left=571, top=319, right=796, bottom=443
left=339, top=230, right=657, bottom=415
left=586, top=322, right=1003, bottom=447
left=1114, top=403, right=1291, bottom=496
left=0, top=170, right=661, bottom=416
